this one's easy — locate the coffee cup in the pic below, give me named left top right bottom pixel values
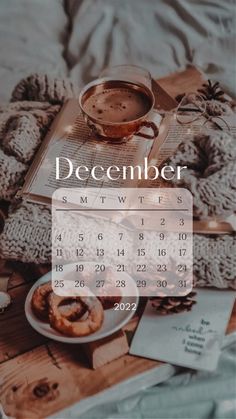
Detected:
left=79, top=78, right=159, bottom=141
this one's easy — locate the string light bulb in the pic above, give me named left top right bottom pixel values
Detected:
left=207, top=220, right=219, bottom=229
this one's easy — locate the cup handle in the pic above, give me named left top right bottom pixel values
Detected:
left=135, top=121, right=159, bottom=139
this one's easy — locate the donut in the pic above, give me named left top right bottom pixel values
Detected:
left=31, top=282, right=52, bottom=321
left=97, top=285, right=122, bottom=310
left=96, top=268, right=122, bottom=309
left=57, top=298, right=87, bottom=321
left=48, top=294, right=104, bottom=337
left=31, top=282, right=86, bottom=322
left=98, top=295, right=121, bottom=310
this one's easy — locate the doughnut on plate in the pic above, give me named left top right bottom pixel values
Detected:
left=25, top=266, right=139, bottom=344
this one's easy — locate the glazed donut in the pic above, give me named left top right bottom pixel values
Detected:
left=97, top=283, right=122, bottom=310
left=31, top=282, right=52, bottom=321
left=31, top=282, right=86, bottom=322
left=57, top=298, right=87, bottom=321
left=48, top=294, right=104, bottom=337
left=96, top=268, right=122, bottom=309
left=98, top=294, right=121, bottom=310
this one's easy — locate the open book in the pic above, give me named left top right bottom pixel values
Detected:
left=17, top=85, right=182, bottom=205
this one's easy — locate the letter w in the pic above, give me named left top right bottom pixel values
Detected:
left=118, top=196, right=126, bottom=203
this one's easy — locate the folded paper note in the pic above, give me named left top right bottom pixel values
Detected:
left=130, top=289, right=235, bottom=371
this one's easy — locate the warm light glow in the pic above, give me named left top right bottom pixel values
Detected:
left=111, top=212, right=125, bottom=223
left=159, top=124, right=165, bottom=134
left=208, top=220, right=219, bottom=229
left=150, top=158, right=157, bottom=165
left=96, top=144, right=102, bottom=151
left=64, top=125, right=73, bottom=134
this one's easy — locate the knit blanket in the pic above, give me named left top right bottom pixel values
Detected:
left=0, top=74, right=236, bottom=290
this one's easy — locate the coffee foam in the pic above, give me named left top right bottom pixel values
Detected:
left=83, top=87, right=151, bottom=123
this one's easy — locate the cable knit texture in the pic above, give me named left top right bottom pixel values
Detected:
left=11, top=74, right=80, bottom=104
left=168, top=131, right=236, bottom=217
left=0, top=74, right=235, bottom=290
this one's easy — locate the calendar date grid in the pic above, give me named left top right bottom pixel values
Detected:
left=52, top=187, right=193, bottom=297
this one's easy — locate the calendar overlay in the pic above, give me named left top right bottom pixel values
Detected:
left=52, top=188, right=193, bottom=297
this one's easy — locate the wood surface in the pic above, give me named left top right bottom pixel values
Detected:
left=0, top=67, right=235, bottom=419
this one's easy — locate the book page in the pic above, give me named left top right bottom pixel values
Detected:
left=23, top=100, right=162, bottom=204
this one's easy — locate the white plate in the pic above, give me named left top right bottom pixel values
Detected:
left=25, top=269, right=139, bottom=344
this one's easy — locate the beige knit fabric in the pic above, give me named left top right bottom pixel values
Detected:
left=168, top=131, right=236, bottom=217
left=0, top=102, right=61, bottom=201
left=1, top=201, right=236, bottom=289
left=11, top=74, right=80, bottom=104
left=0, top=73, right=235, bottom=290
left=3, top=114, right=40, bottom=163
left=0, top=74, right=72, bottom=201
left=0, top=148, right=27, bottom=200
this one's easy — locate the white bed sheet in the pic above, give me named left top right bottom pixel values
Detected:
left=0, top=0, right=68, bottom=103
left=0, top=0, right=235, bottom=103
left=67, top=0, right=236, bottom=97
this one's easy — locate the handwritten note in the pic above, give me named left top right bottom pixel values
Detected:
left=130, top=289, right=235, bottom=371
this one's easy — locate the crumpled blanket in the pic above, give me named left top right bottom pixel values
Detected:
left=0, top=0, right=236, bottom=103
left=50, top=333, right=236, bottom=419
left=0, top=74, right=236, bottom=291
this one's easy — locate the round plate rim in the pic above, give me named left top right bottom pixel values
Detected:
left=25, top=267, right=139, bottom=344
